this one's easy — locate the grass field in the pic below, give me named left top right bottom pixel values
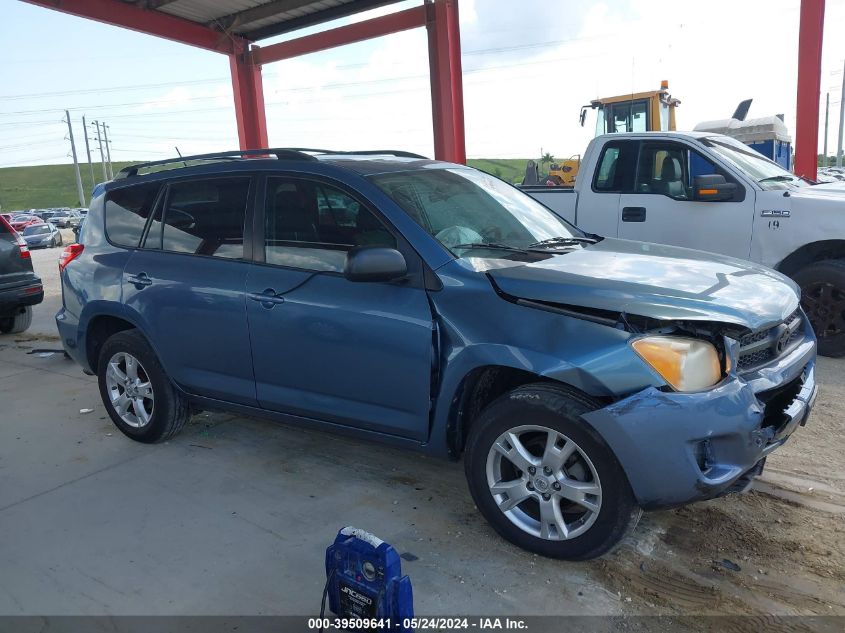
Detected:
left=0, top=162, right=135, bottom=210
left=0, top=158, right=531, bottom=211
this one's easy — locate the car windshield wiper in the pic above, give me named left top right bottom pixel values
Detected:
left=452, top=242, right=531, bottom=253
left=758, top=175, right=796, bottom=184
left=528, top=236, right=597, bottom=248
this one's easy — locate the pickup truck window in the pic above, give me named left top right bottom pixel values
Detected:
left=593, top=142, right=638, bottom=193
left=704, top=138, right=806, bottom=190
left=264, top=177, right=395, bottom=273
left=371, top=167, right=582, bottom=256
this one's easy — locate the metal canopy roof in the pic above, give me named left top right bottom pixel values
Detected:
left=128, top=0, right=404, bottom=42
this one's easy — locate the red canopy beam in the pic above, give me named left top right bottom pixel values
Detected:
left=426, top=0, right=465, bottom=164
left=794, top=0, right=825, bottom=180
left=21, top=0, right=245, bottom=54
left=231, top=45, right=269, bottom=150
left=253, top=5, right=427, bottom=65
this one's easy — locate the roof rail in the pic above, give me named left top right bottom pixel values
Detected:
left=115, top=148, right=319, bottom=179
left=285, top=148, right=430, bottom=159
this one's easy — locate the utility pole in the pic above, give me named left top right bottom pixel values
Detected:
left=82, top=115, right=95, bottom=190
left=64, top=110, right=85, bottom=208
left=838, top=59, right=845, bottom=168
left=92, top=119, right=107, bottom=181
left=102, top=123, right=114, bottom=179
left=823, top=93, right=829, bottom=167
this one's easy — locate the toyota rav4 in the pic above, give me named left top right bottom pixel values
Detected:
left=56, top=149, right=817, bottom=560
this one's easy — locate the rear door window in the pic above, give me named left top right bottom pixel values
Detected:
left=145, top=177, right=250, bottom=259
left=105, top=183, right=161, bottom=248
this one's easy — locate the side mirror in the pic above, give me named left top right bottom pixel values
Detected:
left=579, top=107, right=587, bottom=127
left=693, top=175, right=737, bottom=202
left=344, top=246, right=407, bottom=282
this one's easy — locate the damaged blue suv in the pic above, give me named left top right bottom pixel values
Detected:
left=57, top=149, right=817, bottom=560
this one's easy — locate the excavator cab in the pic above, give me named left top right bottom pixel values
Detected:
left=581, top=80, right=681, bottom=135
left=537, top=81, right=680, bottom=188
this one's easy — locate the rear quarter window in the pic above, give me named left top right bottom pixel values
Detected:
left=105, top=183, right=160, bottom=248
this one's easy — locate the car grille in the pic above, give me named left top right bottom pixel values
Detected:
left=736, top=309, right=804, bottom=372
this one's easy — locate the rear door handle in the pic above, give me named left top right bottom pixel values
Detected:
left=127, top=272, right=153, bottom=288
left=621, top=206, right=647, bottom=222
left=248, top=288, right=286, bottom=308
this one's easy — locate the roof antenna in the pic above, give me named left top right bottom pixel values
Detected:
left=175, top=146, right=188, bottom=167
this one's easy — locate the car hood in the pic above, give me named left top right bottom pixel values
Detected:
left=483, top=238, right=799, bottom=331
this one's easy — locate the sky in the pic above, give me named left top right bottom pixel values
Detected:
left=0, top=0, right=844, bottom=171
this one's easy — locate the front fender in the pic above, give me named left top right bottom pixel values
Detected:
left=425, top=270, right=659, bottom=456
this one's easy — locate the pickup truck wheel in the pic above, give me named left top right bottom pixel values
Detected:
left=794, top=260, right=845, bottom=358
left=98, top=329, right=190, bottom=443
left=464, top=383, right=641, bottom=560
left=0, top=306, right=33, bottom=334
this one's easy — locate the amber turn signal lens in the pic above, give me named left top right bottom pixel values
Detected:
left=632, top=337, right=721, bottom=392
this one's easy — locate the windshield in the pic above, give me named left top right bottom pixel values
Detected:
left=704, top=138, right=805, bottom=190
left=23, top=225, right=49, bottom=235
left=369, top=167, right=583, bottom=256
left=12, top=215, right=35, bottom=221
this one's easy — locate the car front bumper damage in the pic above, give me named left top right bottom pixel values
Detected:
left=582, top=340, right=817, bottom=510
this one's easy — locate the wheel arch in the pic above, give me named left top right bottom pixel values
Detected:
left=444, top=364, right=612, bottom=459
left=776, top=240, right=845, bottom=277
left=85, top=313, right=141, bottom=374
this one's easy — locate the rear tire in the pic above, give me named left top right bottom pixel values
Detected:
left=793, top=260, right=845, bottom=358
left=97, top=329, right=190, bottom=443
left=0, top=306, right=33, bottom=334
left=464, top=382, right=641, bottom=560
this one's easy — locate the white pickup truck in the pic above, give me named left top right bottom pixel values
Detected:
left=523, top=131, right=845, bottom=357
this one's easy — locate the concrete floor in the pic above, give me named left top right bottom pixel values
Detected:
left=2, top=235, right=843, bottom=620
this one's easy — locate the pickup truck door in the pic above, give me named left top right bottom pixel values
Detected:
left=245, top=175, right=434, bottom=441
left=614, top=140, right=754, bottom=259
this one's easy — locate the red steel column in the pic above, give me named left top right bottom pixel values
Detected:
left=230, top=44, right=269, bottom=150
left=426, top=0, right=466, bottom=163
left=794, top=0, right=825, bottom=180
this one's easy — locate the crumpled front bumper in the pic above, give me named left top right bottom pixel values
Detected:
left=582, top=337, right=817, bottom=510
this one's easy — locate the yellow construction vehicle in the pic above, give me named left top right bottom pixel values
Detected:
left=536, top=81, right=681, bottom=186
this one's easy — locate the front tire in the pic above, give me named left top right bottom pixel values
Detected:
left=97, top=330, right=190, bottom=443
left=464, top=383, right=641, bottom=560
left=794, top=260, right=845, bottom=358
left=0, top=306, right=33, bottom=334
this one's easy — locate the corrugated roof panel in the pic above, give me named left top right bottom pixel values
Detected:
left=157, top=0, right=273, bottom=25
left=122, top=0, right=402, bottom=41
left=238, top=0, right=349, bottom=32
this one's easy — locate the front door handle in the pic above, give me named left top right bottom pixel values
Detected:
left=248, top=288, right=285, bottom=309
left=127, top=272, right=153, bottom=288
left=621, top=206, right=647, bottom=222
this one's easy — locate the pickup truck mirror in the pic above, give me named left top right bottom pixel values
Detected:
left=344, top=246, right=407, bottom=282
left=693, top=175, right=737, bottom=202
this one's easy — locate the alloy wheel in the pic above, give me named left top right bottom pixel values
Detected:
left=105, top=352, right=155, bottom=428
left=485, top=425, right=602, bottom=540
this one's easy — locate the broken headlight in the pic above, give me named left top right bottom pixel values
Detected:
left=631, top=336, right=721, bottom=392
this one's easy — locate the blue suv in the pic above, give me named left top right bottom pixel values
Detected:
left=57, top=149, right=817, bottom=560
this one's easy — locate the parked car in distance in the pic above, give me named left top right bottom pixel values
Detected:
left=21, top=222, right=63, bottom=249
left=0, top=214, right=43, bottom=334
left=10, top=214, right=43, bottom=233
left=47, top=208, right=76, bottom=228
left=58, top=148, right=817, bottom=560
left=523, top=132, right=845, bottom=357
